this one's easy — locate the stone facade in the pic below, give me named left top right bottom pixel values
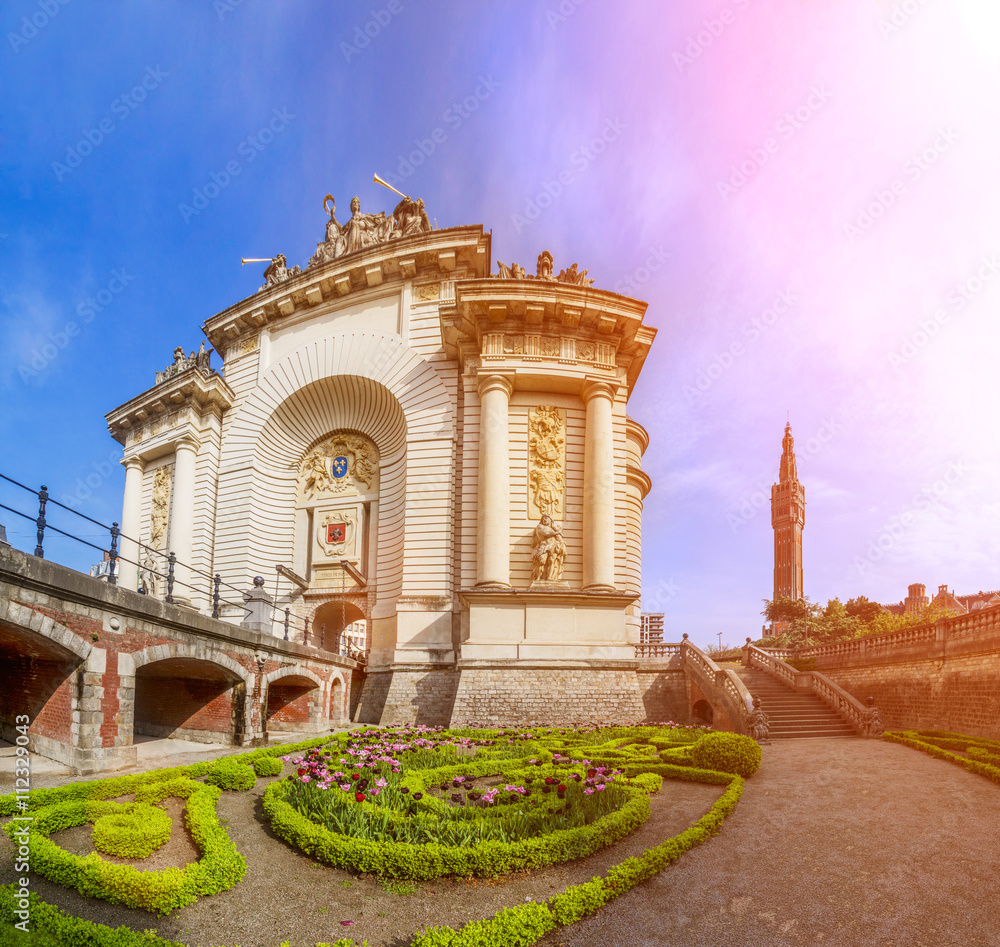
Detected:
left=104, top=196, right=658, bottom=727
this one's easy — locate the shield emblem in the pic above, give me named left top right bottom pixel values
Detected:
left=332, top=456, right=349, bottom=479
left=327, top=523, right=346, bottom=544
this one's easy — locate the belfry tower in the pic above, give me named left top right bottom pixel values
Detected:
left=770, top=421, right=805, bottom=601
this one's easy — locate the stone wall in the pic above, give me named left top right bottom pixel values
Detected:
left=448, top=666, right=646, bottom=727
left=379, top=669, right=460, bottom=727
left=635, top=668, right=690, bottom=724
left=824, top=655, right=1000, bottom=740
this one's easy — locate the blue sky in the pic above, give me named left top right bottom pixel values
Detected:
left=1, top=0, right=998, bottom=651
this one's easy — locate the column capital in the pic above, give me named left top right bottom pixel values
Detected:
left=581, top=377, right=618, bottom=404
left=121, top=455, right=146, bottom=472
left=174, top=434, right=201, bottom=454
left=477, top=372, right=514, bottom=399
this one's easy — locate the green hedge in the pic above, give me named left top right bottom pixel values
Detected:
left=204, top=757, right=257, bottom=791
left=3, top=776, right=245, bottom=915
left=689, top=732, right=762, bottom=778
left=883, top=730, right=1000, bottom=789
left=91, top=802, right=172, bottom=859
left=263, top=774, right=652, bottom=880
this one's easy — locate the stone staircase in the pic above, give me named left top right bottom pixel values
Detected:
left=734, top=667, right=856, bottom=739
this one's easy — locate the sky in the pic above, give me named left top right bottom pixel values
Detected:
left=0, top=0, right=998, bottom=652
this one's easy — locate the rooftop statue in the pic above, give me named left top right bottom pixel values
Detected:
left=260, top=253, right=301, bottom=290
left=307, top=190, right=432, bottom=268
left=155, top=342, right=211, bottom=385
left=494, top=250, right=594, bottom=287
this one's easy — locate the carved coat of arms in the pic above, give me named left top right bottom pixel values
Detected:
left=528, top=406, right=566, bottom=519
left=299, top=433, right=378, bottom=499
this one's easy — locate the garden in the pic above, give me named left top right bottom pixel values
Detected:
left=0, top=722, right=763, bottom=947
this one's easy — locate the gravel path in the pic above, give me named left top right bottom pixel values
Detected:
left=2, top=737, right=997, bottom=946
left=536, top=737, right=1000, bottom=947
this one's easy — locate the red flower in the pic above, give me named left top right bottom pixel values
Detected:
left=557, top=784, right=567, bottom=792
left=587, top=769, right=597, bottom=777
left=351, top=773, right=360, bottom=780
left=297, top=768, right=307, bottom=776
left=355, top=792, right=366, bottom=802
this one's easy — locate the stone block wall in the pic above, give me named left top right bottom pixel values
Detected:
left=635, top=669, right=690, bottom=724
left=448, top=667, right=646, bottom=727
left=824, top=654, right=1000, bottom=741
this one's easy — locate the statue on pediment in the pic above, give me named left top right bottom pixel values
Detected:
left=307, top=191, right=432, bottom=269
left=260, top=253, right=301, bottom=290
left=155, top=341, right=211, bottom=384
left=493, top=250, right=594, bottom=287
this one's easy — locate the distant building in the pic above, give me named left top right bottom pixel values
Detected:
left=883, top=583, right=1000, bottom=618
left=89, top=550, right=117, bottom=583
left=771, top=421, right=805, bottom=602
left=639, top=612, right=664, bottom=644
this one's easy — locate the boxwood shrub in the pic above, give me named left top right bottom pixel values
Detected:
left=91, top=802, right=172, bottom=858
left=689, top=731, right=762, bottom=778
left=204, top=757, right=257, bottom=791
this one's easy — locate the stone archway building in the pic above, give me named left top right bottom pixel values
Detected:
left=106, top=197, right=657, bottom=726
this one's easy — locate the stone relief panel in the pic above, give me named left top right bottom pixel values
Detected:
left=298, top=432, right=379, bottom=502
left=149, top=465, right=172, bottom=550
left=528, top=405, right=566, bottom=521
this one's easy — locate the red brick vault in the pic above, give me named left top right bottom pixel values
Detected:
left=0, top=545, right=356, bottom=774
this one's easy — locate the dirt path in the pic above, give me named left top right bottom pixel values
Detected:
left=537, top=738, right=1000, bottom=947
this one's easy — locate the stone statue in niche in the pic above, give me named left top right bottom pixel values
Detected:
left=531, top=514, right=567, bottom=582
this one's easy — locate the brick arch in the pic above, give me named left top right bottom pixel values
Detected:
left=263, top=665, right=324, bottom=688
left=128, top=643, right=252, bottom=684
left=325, top=667, right=349, bottom=721
left=0, top=599, right=92, bottom=662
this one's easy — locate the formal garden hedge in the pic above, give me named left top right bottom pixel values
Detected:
left=0, top=723, right=757, bottom=946
left=882, top=729, right=1000, bottom=788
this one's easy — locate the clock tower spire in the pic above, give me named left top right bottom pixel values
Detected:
left=771, top=421, right=805, bottom=601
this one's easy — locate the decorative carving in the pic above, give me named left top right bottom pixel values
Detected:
left=493, top=250, right=595, bottom=287
left=299, top=433, right=378, bottom=499
left=502, top=335, right=524, bottom=355
left=862, top=696, right=884, bottom=738
left=417, top=284, right=440, bottom=301
left=149, top=466, right=171, bottom=549
left=743, top=696, right=770, bottom=744
left=307, top=192, right=431, bottom=268
left=260, top=253, right=301, bottom=290
left=230, top=335, right=259, bottom=360
left=316, top=508, right=359, bottom=560
left=528, top=406, right=566, bottom=519
left=577, top=342, right=596, bottom=361
left=540, top=337, right=560, bottom=357
left=531, top=514, right=567, bottom=581
left=155, top=343, right=210, bottom=385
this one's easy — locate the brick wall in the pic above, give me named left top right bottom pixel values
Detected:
left=379, top=670, right=460, bottom=727
left=0, top=656, right=76, bottom=745
left=266, top=681, right=315, bottom=730
left=134, top=673, right=240, bottom=741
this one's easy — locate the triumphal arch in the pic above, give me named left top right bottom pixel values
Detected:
left=106, top=188, right=656, bottom=726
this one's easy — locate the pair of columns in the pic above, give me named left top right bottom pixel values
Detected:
left=118, top=437, right=199, bottom=603
left=476, top=374, right=617, bottom=591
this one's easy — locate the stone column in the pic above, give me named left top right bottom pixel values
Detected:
left=118, top=457, right=145, bottom=592
left=475, top=373, right=514, bottom=587
left=167, top=436, right=199, bottom=605
left=582, top=379, right=618, bottom=591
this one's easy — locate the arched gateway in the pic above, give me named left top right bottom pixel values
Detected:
left=106, top=189, right=657, bottom=727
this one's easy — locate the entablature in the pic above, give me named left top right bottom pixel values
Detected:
left=106, top=367, right=234, bottom=450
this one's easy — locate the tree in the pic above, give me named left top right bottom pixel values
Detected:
left=845, top=596, right=882, bottom=625
left=761, top=597, right=817, bottom=624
